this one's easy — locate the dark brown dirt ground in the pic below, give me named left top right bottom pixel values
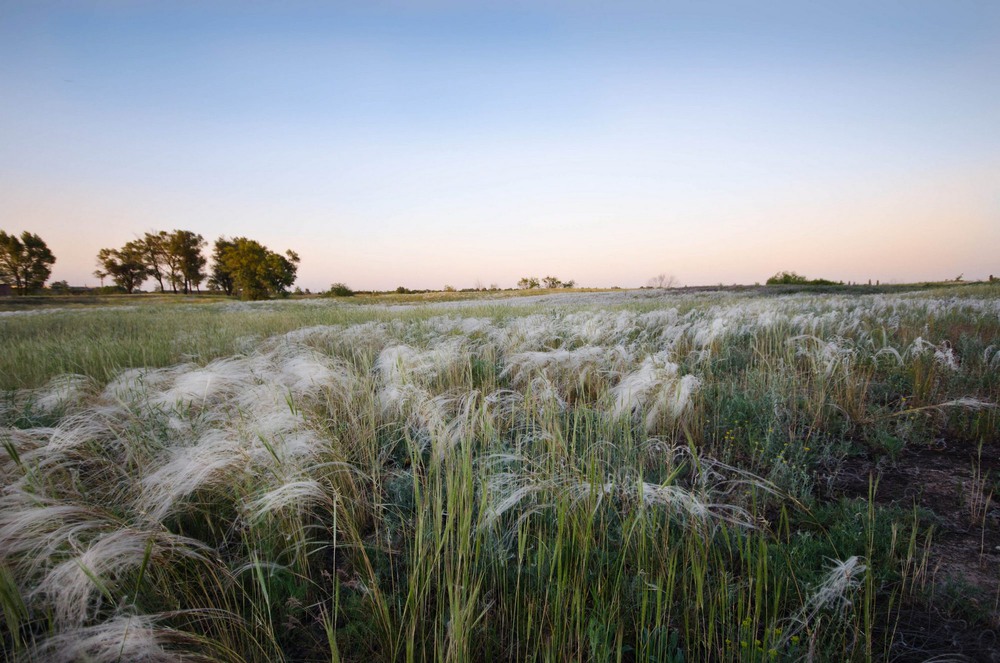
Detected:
left=832, top=438, right=1000, bottom=662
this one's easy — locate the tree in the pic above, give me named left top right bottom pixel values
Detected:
left=96, top=243, right=148, bottom=293
left=0, top=231, right=56, bottom=294
left=210, top=237, right=300, bottom=300
left=765, top=271, right=839, bottom=286
left=765, top=271, right=809, bottom=285
left=328, top=283, right=354, bottom=297
left=168, top=230, right=207, bottom=293
left=517, top=276, right=540, bottom=289
left=542, top=276, right=562, bottom=289
left=208, top=238, right=236, bottom=295
left=138, top=231, right=170, bottom=292
left=647, top=273, right=677, bottom=289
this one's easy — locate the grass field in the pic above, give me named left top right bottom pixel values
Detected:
left=2, top=285, right=998, bottom=661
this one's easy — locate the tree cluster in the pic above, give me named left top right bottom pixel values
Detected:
left=0, top=230, right=56, bottom=295
left=208, top=237, right=299, bottom=300
left=765, top=271, right=841, bottom=286
left=95, top=231, right=207, bottom=294
left=95, top=233, right=299, bottom=300
left=517, top=275, right=576, bottom=289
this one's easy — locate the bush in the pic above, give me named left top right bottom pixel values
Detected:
left=766, top=271, right=841, bottom=286
left=328, top=283, right=354, bottom=297
left=766, top=271, right=809, bottom=285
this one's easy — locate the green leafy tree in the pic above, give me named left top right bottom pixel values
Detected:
left=210, top=237, right=300, bottom=300
left=0, top=230, right=56, bottom=294
left=517, top=276, right=540, bottom=289
left=328, top=283, right=354, bottom=297
left=96, top=242, right=148, bottom=294
left=766, top=271, right=809, bottom=285
left=208, top=238, right=236, bottom=295
left=542, top=275, right=562, bottom=289
left=138, top=231, right=170, bottom=292
left=168, top=230, right=207, bottom=293
left=766, top=271, right=840, bottom=286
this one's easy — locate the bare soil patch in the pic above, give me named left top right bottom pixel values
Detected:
left=832, top=438, right=1000, bottom=661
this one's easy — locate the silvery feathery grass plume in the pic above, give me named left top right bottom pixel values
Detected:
left=0, top=492, right=108, bottom=572
left=378, top=382, right=430, bottom=416
left=905, top=337, right=961, bottom=370
left=691, top=314, right=728, bottom=349
left=806, top=556, right=866, bottom=613
left=31, top=374, right=93, bottom=414
left=502, top=346, right=627, bottom=398
left=26, top=406, right=136, bottom=481
left=934, top=343, right=960, bottom=371
left=781, top=556, right=867, bottom=648
left=425, top=390, right=483, bottom=462
left=563, top=310, right=635, bottom=346
left=789, top=335, right=855, bottom=378
left=984, top=345, right=1000, bottom=369
left=379, top=339, right=468, bottom=384
left=0, top=426, right=52, bottom=481
left=103, top=367, right=173, bottom=404
left=480, top=447, right=762, bottom=534
left=153, top=357, right=248, bottom=407
left=934, top=397, right=997, bottom=410
left=483, top=389, right=523, bottom=420
left=32, top=528, right=208, bottom=629
left=611, top=353, right=701, bottom=431
left=524, top=375, right=567, bottom=410
left=426, top=315, right=492, bottom=336
left=137, top=429, right=246, bottom=522
left=493, top=314, right=564, bottom=353
left=334, top=320, right=392, bottom=356
left=479, top=463, right=561, bottom=531
left=278, top=324, right=342, bottom=345
left=28, top=613, right=193, bottom=663
left=873, top=345, right=904, bottom=366
left=636, top=481, right=753, bottom=527
left=273, top=350, right=358, bottom=396
left=244, top=478, right=331, bottom=523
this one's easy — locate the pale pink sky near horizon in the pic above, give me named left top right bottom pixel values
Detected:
left=2, top=2, right=998, bottom=291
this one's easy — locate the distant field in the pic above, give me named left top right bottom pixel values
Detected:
left=2, top=286, right=998, bottom=661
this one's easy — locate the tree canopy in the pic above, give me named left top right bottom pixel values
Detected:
left=96, top=244, right=148, bottom=293
left=0, top=230, right=56, bottom=294
left=766, top=271, right=841, bottom=286
left=209, top=237, right=300, bottom=300
left=168, top=230, right=207, bottom=293
left=96, top=229, right=210, bottom=294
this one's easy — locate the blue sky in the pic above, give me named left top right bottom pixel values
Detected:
left=1, top=1, right=998, bottom=290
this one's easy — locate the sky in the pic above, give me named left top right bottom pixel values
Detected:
left=1, top=0, right=998, bottom=291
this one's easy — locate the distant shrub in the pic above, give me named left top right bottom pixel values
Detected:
left=328, top=283, right=354, bottom=297
left=49, top=280, right=71, bottom=294
left=766, top=271, right=809, bottom=285
left=766, top=271, right=841, bottom=286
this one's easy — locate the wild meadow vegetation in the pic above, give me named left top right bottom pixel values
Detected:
left=1, top=286, right=998, bottom=662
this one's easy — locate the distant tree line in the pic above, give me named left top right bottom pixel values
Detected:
left=95, top=232, right=299, bottom=300
left=765, top=271, right=841, bottom=286
left=517, top=275, right=576, bottom=289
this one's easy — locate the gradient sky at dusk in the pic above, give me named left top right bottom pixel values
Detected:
left=2, top=1, right=998, bottom=291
